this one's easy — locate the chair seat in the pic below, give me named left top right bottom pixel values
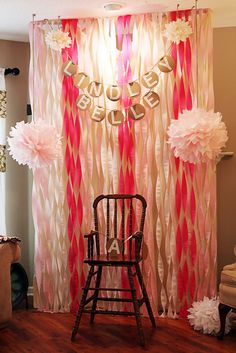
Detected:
left=221, top=269, right=236, bottom=287
left=219, top=263, right=236, bottom=310
left=223, top=262, right=236, bottom=271
left=84, top=254, right=141, bottom=265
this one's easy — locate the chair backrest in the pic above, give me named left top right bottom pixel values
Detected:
left=92, top=194, right=147, bottom=257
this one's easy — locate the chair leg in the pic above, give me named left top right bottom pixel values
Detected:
left=90, top=265, right=103, bottom=324
left=71, top=265, right=95, bottom=341
left=135, top=263, right=156, bottom=328
left=217, top=303, right=231, bottom=340
left=127, top=266, right=145, bottom=347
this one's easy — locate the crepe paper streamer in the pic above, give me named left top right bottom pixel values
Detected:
left=170, top=9, right=194, bottom=318
left=117, top=15, right=135, bottom=309
left=61, top=18, right=84, bottom=313
left=169, top=9, right=218, bottom=318
left=29, top=21, right=70, bottom=312
left=29, top=10, right=216, bottom=319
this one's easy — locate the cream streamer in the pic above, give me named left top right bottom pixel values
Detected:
left=29, top=21, right=70, bottom=312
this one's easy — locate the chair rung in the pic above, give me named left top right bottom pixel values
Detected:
left=97, top=297, right=133, bottom=303
left=84, top=294, right=96, bottom=305
left=85, top=287, right=135, bottom=292
left=83, top=309, right=137, bottom=316
left=91, top=270, right=99, bottom=277
left=138, top=297, right=145, bottom=306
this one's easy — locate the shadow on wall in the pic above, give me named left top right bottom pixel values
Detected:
left=214, top=27, right=236, bottom=286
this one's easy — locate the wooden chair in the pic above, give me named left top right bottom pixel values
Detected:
left=71, top=194, right=156, bottom=346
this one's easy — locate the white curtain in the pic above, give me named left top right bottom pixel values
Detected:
left=0, top=68, right=6, bottom=234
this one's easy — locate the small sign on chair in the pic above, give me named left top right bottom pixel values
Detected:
left=106, top=238, right=123, bottom=257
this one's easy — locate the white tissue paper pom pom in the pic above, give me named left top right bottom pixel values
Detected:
left=45, top=29, right=72, bottom=51
left=188, top=297, right=231, bottom=335
left=163, top=18, right=192, bottom=44
left=8, top=120, right=62, bottom=170
left=167, top=108, right=228, bottom=164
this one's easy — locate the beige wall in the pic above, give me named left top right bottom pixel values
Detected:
left=1, top=27, right=235, bottom=288
left=214, top=27, right=236, bottom=283
left=0, top=40, right=33, bottom=283
left=214, top=27, right=236, bottom=279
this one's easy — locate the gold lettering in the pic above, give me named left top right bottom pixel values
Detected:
left=129, top=104, right=145, bottom=120
left=87, top=81, right=103, bottom=97
left=142, top=71, right=159, bottom=89
left=106, top=85, right=121, bottom=101
left=73, top=72, right=90, bottom=89
left=76, top=94, right=91, bottom=110
left=126, top=82, right=141, bottom=98
left=91, top=106, right=106, bottom=122
left=108, top=110, right=124, bottom=125
left=143, top=91, right=160, bottom=109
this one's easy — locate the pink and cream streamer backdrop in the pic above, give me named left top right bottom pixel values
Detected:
left=29, top=9, right=216, bottom=316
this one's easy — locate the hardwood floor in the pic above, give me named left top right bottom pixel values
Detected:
left=0, top=310, right=235, bottom=353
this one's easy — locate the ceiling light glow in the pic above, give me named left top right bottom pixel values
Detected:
left=104, top=2, right=124, bottom=11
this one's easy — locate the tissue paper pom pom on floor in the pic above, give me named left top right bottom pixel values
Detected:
left=163, top=18, right=192, bottom=44
left=45, top=29, right=72, bottom=51
left=167, top=108, right=228, bottom=164
left=8, top=120, right=62, bottom=170
left=188, top=297, right=231, bottom=335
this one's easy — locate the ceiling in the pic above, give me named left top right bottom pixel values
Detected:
left=1, top=0, right=236, bottom=42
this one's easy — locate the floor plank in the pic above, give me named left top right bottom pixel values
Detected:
left=0, top=310, right=235, bottom=353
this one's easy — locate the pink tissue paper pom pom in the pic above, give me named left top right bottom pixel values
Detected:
left=7, top=120, right=62, bottom=170
left=167, top=108, right=228, bottom=164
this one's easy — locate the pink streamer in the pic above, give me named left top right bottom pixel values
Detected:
left=185, top=38, right=192, bottom=79
left=62, top=19, right=83, bottom=313
left=172, top=43, right=177, bottom=78
left=117, top=15, right=134, bottom=195
left=190, top=188, right=196, bottom=224
left=173, top=82, right=179, bottom=119
left=190, top=272, right=196, bottom=300
left=181, top=171, right=187, bottom=212
left=185, top=37, right=192, bottom=110
left=178, top=41, right=185, bottom=70
left=182, top=217, right=188, bottom=252
left=117, top=15, right=135, bottom=303
left=170, top=10, right=195, bottom=317
left=190, top=230, right=197, bottom=265
left=175, top=156, right=180, bottom=172
left=176, top=225, right=182, bottom=262
left=175, top=179, right=181, bottom=217
left=179, top=77, right=186, bottom=112
left=179, top=262, right=189, bottom=318
left=178, top=269, right=184, bottom=299
left=184, top=10, right=195, bottom=312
